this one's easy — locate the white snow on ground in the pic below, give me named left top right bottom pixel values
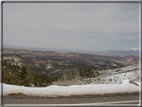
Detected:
left=1, top=63, right=140, bottom=97
left=2, top=80, right=140, bottom=97
left=82, top=64, right=140, bottom=84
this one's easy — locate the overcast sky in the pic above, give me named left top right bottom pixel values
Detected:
left=3, top=3, right=139, bottom=52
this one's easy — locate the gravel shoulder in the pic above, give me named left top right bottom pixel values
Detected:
left=3, top=92, right=140, bottom=104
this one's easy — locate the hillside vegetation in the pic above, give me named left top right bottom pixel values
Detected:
left=52, top=63, right=140, bottom=86
left=2, top=58, right=139, bottom=87
left=2, top=59, right=53, bottom=87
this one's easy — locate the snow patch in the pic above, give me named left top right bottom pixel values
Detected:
left=2, top=80, right=139, bottom=97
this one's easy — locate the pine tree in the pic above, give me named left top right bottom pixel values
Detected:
left=19, top=66, right=33, bottom=86
left=2, top=59, right=53, bottom=87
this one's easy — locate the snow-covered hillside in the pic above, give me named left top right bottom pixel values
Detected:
left=106, top=48, right=139, bottom=56
left=2, top=63, right=140, bottom=97
left=82, top=63, right=140, bottom=84
left=120, top=48, right=139, bottom=51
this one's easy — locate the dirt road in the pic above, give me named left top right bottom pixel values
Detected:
left=3, top=92, right=140, bottom=105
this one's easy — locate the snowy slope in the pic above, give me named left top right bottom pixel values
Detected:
left=82, top=64, right=140, bottom=84
left=120, top=48, right=139, bottom=51
left=106, top=48, right=139, bottom=56
left=2, top=80, right=140, bottom=97
left=2, top=63, right=140, bottom=97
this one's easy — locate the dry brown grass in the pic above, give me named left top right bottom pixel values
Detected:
left=52, top=79, right=82, bottom=86
left=129, top=80, right=139, bottom=86
left=9, top=93, right=26, bottom=95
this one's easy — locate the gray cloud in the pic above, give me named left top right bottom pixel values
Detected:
left=3, top=3, right=139, bottom=51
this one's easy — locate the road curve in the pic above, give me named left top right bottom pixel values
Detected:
left=3, top=92, right=140, bottom=105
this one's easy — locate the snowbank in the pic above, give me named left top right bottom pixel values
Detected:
left=2, top=80, right=140, bottom=97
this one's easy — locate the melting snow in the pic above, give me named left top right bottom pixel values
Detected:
left=2, top=80, right=140, bottom=97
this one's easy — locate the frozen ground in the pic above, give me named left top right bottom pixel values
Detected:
left=2, top=80, right=140, bottom=97
left=82, top=63, right=140, bottom=84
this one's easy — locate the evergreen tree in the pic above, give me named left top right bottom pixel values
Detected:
left=2, top=59, right=53, bottom=87
left=19, top=66, right=33, bottom=86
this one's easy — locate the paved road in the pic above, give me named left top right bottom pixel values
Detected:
left=2, top=92, right=140, bottom=106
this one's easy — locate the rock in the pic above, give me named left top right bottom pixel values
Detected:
left=119, top=81, right=122, bottom=84
left=129, top=80, right=139, bottom=86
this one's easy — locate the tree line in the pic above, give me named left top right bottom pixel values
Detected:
left=2, top=58, right=99, bottom=87
left=2, top=59, right=53, bottom=87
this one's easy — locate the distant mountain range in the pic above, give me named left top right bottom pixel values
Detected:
left=3, top=45, right=140, bottom=56
left=119, top=48, right=139, bottom=51
left=106, top=48, right=140, bottom=56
